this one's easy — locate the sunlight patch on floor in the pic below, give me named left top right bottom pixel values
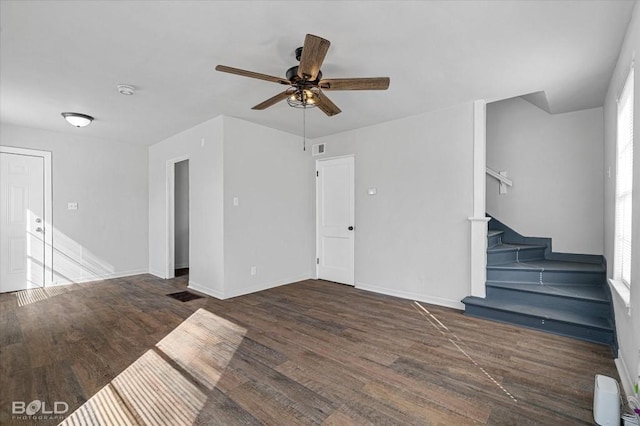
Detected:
left=59, top=382, right=138, bottom=425
left=15, top=284, right=73, bottom=307
left=60, top=309, right=247, bottom=425
left=156, top=308, right=247, bottom=390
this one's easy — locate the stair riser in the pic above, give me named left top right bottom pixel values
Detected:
left=464, top=305, right=614, bottom=346
left=488, top=234, right=502, bottom=248
left=487, top=268, right=605, bottom=285
left=486, top=286, right=611, bottom=316
left=487, top=249, right=546, bottom=265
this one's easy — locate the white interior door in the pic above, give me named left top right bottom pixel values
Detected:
left=0, top=152, right=46, bottom=292
left=316, top=156, right=355, bottom=285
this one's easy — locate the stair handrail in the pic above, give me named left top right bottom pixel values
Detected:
left=486, top=167, right=513, bottom=187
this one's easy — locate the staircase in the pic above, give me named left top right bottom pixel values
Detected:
left=462, top=218, right=617, bottom=351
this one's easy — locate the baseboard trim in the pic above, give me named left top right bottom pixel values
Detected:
left=614, top=350, right=635, bottom=398
left=50, top=269, right=149, bottom=286
left=148, top=268, right=165, bottom=279
left=355, top=281, right=465, bottom=310
left=188, top=281, right=224, bottom=299
left=222, top=274, right=313, bottom=299
left=175, top=263, right=189, bottom=270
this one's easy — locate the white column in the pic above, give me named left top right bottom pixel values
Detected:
left=468, top=100, right=489, bottom=298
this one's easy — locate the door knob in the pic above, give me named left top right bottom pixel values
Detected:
left=35, top=227, right=43, bottom=233
left=348, top=226, right=354, bottom=231
left=35, top=218, right=42, bottom=223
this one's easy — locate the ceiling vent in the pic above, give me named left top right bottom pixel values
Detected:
left=312, top=143, right=325, bottom=156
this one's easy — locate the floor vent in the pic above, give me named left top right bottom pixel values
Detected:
left=166, top=291, right=203, bottom=302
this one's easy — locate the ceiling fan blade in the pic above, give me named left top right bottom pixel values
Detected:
left=215, top=65, right=290, bottom=85
left=316, top=91, right=341, bottom=116
left=298, top=34, right=330, bottom=81
left=252, top=91, right=291, bottom=110
left=319, top=77, right=390, bottom=91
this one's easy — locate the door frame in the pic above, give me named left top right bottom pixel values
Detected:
left=0, top=145, right=53, bottom=287
left=165, top=155, right=189, bottom=279
left=315, top=154, right=355, bottom=284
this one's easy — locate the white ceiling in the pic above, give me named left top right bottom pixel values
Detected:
left=0, top=0, right=635, bottom=146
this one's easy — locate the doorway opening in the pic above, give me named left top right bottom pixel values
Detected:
left=166, top=156, right=189, bottom=280
left=174, top=160, right=189, bottom=279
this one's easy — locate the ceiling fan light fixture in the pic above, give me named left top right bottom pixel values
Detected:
left=215, top=34, right=388, bottom=117
left=286, top=88, right=319, bottom=108
left=61, top=112, right=94, bottom=128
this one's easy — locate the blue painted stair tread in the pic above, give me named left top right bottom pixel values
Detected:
left=462, top=216, right=617, bottom=351
left=487, top=242, right=547, bottom=252
left=488, top=259, right=605, bottom=272
left=496, top=259, right=606, bottom=272
left=486, top=281, right=608, bottom=302
left=462, top=297, right=613, bottom=331
left=487, top=242, right=547, bottom=264
left=487, top=260, right=606, bottom=286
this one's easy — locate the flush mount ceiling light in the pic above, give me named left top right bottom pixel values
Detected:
left=117, top=84, right=135, bottom=95
left=61, top=112, right=94, bottom=128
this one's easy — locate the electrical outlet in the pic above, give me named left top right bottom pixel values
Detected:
left=250, top=266, right=256, bottom=276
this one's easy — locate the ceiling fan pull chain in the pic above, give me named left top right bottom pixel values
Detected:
left=303, top=106, right=306, bottom=151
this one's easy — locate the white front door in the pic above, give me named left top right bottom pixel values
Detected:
left=316, top=156, right=355, bottom=285
left=0, top=152, right=46, bottom=292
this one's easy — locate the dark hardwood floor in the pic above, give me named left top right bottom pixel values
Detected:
left=0, top=275, right=619, bottom=425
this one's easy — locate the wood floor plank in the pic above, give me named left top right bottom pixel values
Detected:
left=0, top=276, right=620, bottom=425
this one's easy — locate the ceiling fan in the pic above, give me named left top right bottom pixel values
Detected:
left=215, top=34, right=390, bottom=117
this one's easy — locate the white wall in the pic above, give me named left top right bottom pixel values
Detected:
left=148, top=116, right=224, bottom=295
left=313, top=104, right=475, bottom=309
left=222, top=116, right=314, bottom=298
left=486, top=97, right=604, bottom=254
left=174, top=159, right=189, bottom=269
left=0, top=123, right=148, bottom=284
left=603, top=0, right=639, bottom=398
left=148, top=115, right=314, bottom=299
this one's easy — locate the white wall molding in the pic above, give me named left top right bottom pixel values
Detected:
left=148, top=268, right=165, bottom=278
left=608, top=278, right=631, bottom=312
left=188, top=280, right=224, bottom=299
left=222, top=274, right=312, bottom=300
left=614, top=350, right=635, bottom=398
left=356, top=281, right=465, bottom=310
left=49, top=269, right=149, bottom=286
left=469, top=100, right=488, bottom=298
